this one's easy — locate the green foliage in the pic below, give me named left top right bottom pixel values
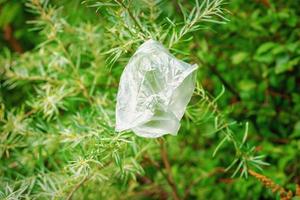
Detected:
left=0, top=0, right=299, bottom=199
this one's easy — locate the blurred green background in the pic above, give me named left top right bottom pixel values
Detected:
left=0, top=0, right=300, bottom=199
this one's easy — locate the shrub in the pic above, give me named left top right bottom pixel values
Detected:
left=0, top=0, right=299, bottom=199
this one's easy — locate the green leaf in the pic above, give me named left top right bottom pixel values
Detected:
left=256, top=42, right=276, bottom=55
left=274, top=55, right=299, bottom=74
left=231, top=52, right=248, bottom=65
left=238, top=80, right=256, bottom=91
left=199, top=38, right=208, bottom=53
left=291, top=121, right=300, bottom=138
left=213, top=135, right=228, bottom=157
left=0, top=2, right=21, bottom=28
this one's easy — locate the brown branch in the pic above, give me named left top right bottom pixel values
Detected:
left=3, top=24, right=24, bottom=53
left=126, top=185, right=168, bottom=200
left=249, top=170, right=293, bottom=200
left=191, top=54, right=241, bottom=101
left=266, top=89, right=291, bottom=101
left=172, top=0, right=182, bottom=15
left=131, top=175, right=168, bottom=200
left=66, top=175, right=90, bottom=200
left=296, top=184, right=300, bottom=196
left=256, top=0, right=270, bottom=7
left=65, top=161, right=111, bottom=200
left=158, top=138, right=181, bottom=200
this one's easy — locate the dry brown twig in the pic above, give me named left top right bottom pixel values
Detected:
left=248, top=170, right=293, bottom=200
left=296, top=184, right=300, bottom=196
left=3, top=24, right=24, bottom=53
left=66, top=175, right=90, bottom=200
left=158, top=138, right=182, bottom=200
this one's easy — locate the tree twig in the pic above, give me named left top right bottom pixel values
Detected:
left=190, top=49, right=241, bottom=101
left=249, top=170, right=293, bottom=200
left=3, top=24, right=24, bottom=53
left=158, top=138, right=181, bottom=200
left=66, top=175, right=91, bottom=200
left=257, top=0, right=270, bottom=7
left=296, top=184, right=300, bottom=196
left=207, top=64, right=241, bottom=101
left=114, top=0, right=145, bottom=35
left=65, top=161, right=111, bottom=200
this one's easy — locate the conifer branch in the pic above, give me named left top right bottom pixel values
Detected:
left=168, top=0, right=228, bottom=48
left=114, top=0, right=146, bottom=35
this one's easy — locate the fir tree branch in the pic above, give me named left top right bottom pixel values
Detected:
left=168, top=0, right=228, bottom=48
left=66, top=161, right=112, bottom=199
left=114, top=0, right=145, bottom=35
left=56, top=39, right=94, bottom=104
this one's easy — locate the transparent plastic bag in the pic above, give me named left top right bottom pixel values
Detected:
left=115, top=39, right=198, bottom=138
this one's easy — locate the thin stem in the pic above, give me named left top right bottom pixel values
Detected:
left=191, top=53, right=240, bottom=100
left=66, top=175, right=90, bottom=200
left=207, top=65, right=241, bottom=100
left=169, top=0, right=226, bottom=48
left=114, top=0, right=145, bottom=34
left=248, top=170, right=293, bottom=200
left=66, top=161, right=111, bottom=200
left=56, top=39, right=94, bottom=104
left=5, top=73, right=61, bottom=85
left=296, top=184, right=300, bottom=196
left=158, top=138, right=181, bottom=200
left=3, top=24, right=24, bottom=53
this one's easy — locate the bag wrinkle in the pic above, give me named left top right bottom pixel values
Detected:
left=115, top=39, right=198, bottom=138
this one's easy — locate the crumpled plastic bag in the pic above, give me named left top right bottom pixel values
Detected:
left=115, top=39, right=198, bottom=138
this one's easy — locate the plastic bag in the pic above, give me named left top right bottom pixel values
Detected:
left=115, top=39, right=198, bottom=138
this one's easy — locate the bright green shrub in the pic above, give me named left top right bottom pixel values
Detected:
left=0, top=0, right=299, bottom=199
